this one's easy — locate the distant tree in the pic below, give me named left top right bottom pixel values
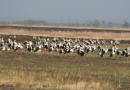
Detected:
left=19, top=20, right=49, bottom=25
left=123, top=20, right=129, bottom=27
left=101, top=21, right=107, bottom=27
left=93, top=20, right=100, bottom=27
left=87, top=21, right=93, bottom=27
left=108, top=22, right=114, bottom=27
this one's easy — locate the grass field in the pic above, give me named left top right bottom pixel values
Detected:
left=0, top=27, right=130, bottom=40
left=0, top=46, right=130, bottom=90
left=0, top=26, right=130, bottom=89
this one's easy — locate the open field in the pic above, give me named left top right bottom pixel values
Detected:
left=0, top=24, right=130, bottom=40
left=0, top=29, right=130, bottom=40
left=0, top=46, right=130, bottom=90
left=0, top=25, right=130, bottom=89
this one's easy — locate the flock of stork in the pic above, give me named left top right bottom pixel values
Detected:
left=0, top=35, right=130, bottom=57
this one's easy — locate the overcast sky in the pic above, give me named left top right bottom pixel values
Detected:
left=0, top=0, right=130, bottom=23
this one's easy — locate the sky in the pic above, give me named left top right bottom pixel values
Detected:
left=0, top=0, right=130, bottom=23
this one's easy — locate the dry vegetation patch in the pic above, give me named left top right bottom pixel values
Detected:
left=0, top=28, right=130, bottom=40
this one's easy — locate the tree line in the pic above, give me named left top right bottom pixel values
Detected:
left=0, top=19, right=129, bottom=28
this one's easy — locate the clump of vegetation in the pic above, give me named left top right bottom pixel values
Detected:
left=17, top=20, right=49, bottom=25
left=123, top=20, right=130, bottom=28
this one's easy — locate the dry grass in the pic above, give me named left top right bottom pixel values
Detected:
left=2, top=24, right=130, bottom=30
left=0, top=28, right=130, bottom=89
left=0, top=49, right=130, bottom=89
left=0, top=77, right=115, bottom=90
left=58, top=81, right=115, bottom=90
left=0, top=28, right=130, bottom=40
